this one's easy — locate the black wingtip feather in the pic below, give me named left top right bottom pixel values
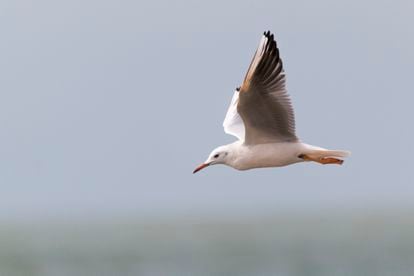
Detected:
left=263, top=31, right=276, bottom=45
left=264, top=30, right=271, bottom=37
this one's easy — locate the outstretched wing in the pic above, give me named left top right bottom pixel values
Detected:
left=223, top=88, right=245, bottom=141
left=237, top=31, right=297, bottom=145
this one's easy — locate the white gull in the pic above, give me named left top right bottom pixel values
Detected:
left=194, top=31, right=350, bottom=173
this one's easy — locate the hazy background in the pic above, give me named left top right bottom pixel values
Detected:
left=0, top=0, right=413, bottom=275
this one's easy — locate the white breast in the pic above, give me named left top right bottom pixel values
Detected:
left=231, top=142, right=306, bottom=170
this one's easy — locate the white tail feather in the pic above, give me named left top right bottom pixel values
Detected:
left=303, top=144, right=351, bottom=159
left=307, top=149, right=351, bottom=160
left=319, top=150, right=351, bottom=158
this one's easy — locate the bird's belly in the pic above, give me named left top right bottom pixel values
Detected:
left=234, top=142, right=304, bottom=170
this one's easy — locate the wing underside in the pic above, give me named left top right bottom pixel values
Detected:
left=223, top=89, right=245, bottom=140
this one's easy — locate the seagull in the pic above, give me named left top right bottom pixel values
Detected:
left=193, top=31, right=350, bottom=173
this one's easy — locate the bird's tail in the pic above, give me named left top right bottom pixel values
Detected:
left=315, top=149, right=351, bottom=158
left=300, top=145, right=351, bottom=165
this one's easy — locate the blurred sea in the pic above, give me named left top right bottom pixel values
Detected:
left=1, top=212, right=414, bottom=276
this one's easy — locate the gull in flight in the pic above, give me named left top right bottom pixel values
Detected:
left=193, top=31, right=350, bottom=173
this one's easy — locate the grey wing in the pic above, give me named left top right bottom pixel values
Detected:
left=237, top=31, right=297, bottom=145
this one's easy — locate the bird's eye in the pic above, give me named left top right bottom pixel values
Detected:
left=213, top=154, right=219, bottom=158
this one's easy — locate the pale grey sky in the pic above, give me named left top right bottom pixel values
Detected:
left=0, top=0, right=413, bottom=218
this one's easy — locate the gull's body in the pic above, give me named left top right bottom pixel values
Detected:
left=221, top=142, right=328, bottom=170
left=194, top=31, right=350, bottom=173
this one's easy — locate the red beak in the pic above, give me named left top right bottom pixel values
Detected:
left=193, top=163, right=210, bottom=174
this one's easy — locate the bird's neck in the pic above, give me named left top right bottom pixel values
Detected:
left=221, top=141, right=245, bottom=169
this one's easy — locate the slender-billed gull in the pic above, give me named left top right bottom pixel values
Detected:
left=194, top=31, right=350, bottom=173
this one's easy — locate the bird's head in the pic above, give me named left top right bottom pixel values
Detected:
left=193, top=145, right=232, bottom=173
